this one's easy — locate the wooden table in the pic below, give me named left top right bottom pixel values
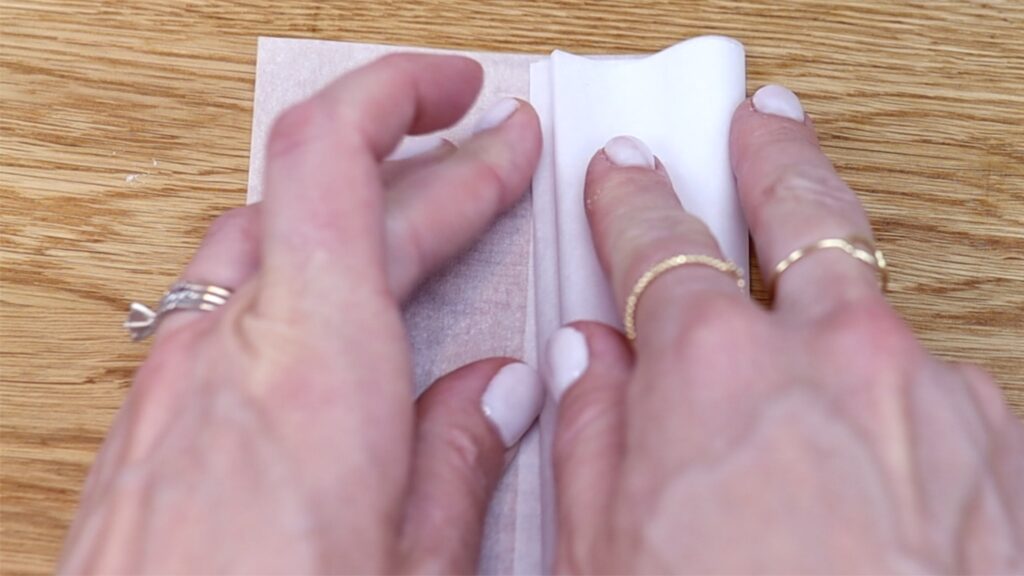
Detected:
left=2, top=1, right=1022, bottom=572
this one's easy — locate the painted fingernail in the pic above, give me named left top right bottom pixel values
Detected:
left=544, top=327, right=589, bottom=402
left=386, top=134, right=448, bottom=161
left=752, top=84, right=805, bottom=122
left=603, top=135, right=656, bottom=169
left=473, top=97, right=520, bottom=134
left=481, top=362, right=545, bottom=447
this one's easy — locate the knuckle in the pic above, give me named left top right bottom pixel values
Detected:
left=385, top=214, right=427, bottom=290
left=597, top=167, right=656, bottom=194
left=205, top=206, right=253, bottom=241
left=462, top=158, right=509, bottom=211
left=751, top=165, right=855, bottom=228
left=587, top=169, right=671, bottom=216
left=819, top=299, right=912, bottom=345
left=267, top=100, right=322, bottom=159
left=952, top=362, right=1011, bottom=425
left=670, top=294, right=756, bottom=352
left=621, top=215, right=680, bottom=270
left=817, top=300, right=921, bottom=383
left=621, top=215, right=721, bottom=284
left=554, top=386, right=617, bottom=464
left=959, top=363, right=998, bottom=391
left=432, top=421, right=493, bottom=498
left=374, top=52, right=410, bottom=71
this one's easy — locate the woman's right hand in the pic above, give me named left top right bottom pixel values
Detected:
left=548, top=85, right=1024, bottom=574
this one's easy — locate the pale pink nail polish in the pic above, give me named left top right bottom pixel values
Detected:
left=603, top=135, right=655, bottom=169
left=544, top=327, right=589, bottom=402
left=386, top=135, right=446, bottom=161
left=752, top=84, right=805, bottom=122
left=481, top=363, right=545, bottom=447
left=473, top=98, right=520, bottom=134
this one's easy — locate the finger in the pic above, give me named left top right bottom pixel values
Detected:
left=585, top=135, right=745, bottom=347
left=260, top=53, right=483, bottom=318
left=951, top=361, right=1017, bottom=429
left=253, top=55, right=483, bottom=537
left=386, top=98, right=541, bottom=298
left=381, top=136, right=457, bottom=186
left=401, top=358, right=544, bottom=574
left=155, top=204, right=261, bottom=339
left=156, top=131, right=451, bottom=342
left=544, top=322, right=633, bottom=572
left=731, top=85, right=881, bottom=318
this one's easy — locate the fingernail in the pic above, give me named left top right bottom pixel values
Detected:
left=473, top=97, right=520, bottom=134
left=752, top=84, right=805, bottom=122
left=386, top=134, right=447, bottom=161
left=481, top=363, right=545, bottom=447
left=603, top=135, right=656, bottom=169
left=544, top=327, right=589, bottom=402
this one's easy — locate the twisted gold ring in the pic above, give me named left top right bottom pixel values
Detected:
left=624, top=254, right=746, bottom=341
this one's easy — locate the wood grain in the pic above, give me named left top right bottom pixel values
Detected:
left=2, top=1, right=1022, bottom=572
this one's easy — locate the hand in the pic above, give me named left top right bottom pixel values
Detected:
left=60, top=54, right=544, bottom=574
left=549, top=85, right=1024, bottom=573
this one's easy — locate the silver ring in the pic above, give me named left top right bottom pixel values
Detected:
left=124, top=281, right=233, bottom=341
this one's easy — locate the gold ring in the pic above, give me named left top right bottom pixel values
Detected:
left=770, top=236, right=888, bottom=298
left=623, top=254, right=746, bottom=341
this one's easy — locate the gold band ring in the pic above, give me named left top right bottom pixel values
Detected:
left=624, top=254, right=746, bottom=341
left=770, top=236, right=888, bottom=299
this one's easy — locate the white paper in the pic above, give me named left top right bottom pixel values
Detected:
left=246, top=36, right=746, bottom=574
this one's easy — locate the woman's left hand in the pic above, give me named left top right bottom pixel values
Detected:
left=59, top=54, right=544, bottom=574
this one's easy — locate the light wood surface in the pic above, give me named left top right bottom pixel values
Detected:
left=2, top=1, right=1022, bottom=572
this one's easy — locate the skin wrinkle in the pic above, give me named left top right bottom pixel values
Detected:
left=873, top=391, right=944, bottom=567
left=123, top=368, right=198, bottom=467
left=956, top=365, right=1024, bottom=551
left=863, top=363, right=928, bottom=565
left=80, top=388, right=133, bottom=497
left=916, top=375, right=983, bottom=563
left=405, top=442, right=483, bottom=568
left=995, top=424, right=1024, bottom=543
left=93, top=396, right=206, bottom=572
left=221, top=388, right=323, bottom=573
left=901, top=386, right=953, bottom=571
left=983, top=472, right=1023, bottom=570
left=805, top=310, right=927, bottom=556
left=949, top=388, right=1023, bottom=571
left=586, top=164, right=669, bottom=221
left=954, top=470, right=999, bottom=571
left=139, top=379, right=317, bottom=572
left=920, top=369, right=998, bottom=566
left=625, top=318, right=779, bottom=488
left=820, top=353, right=1018, bottom=572
left=60, top=469, right=129, bottom=571
left=636, top=387, right=919, bottom=574
left=746, top=166, right=869, bottom=259
left=225, top=400, right=305, bottom=571
left=132, top=384, right=213, bottom=565
left=93, top=473, right=145, bottom=571
left=79, top=376, right=186, bottom=568
left=265, top=99, right=323, bottom=160
left=390, top=159, right=502, bottom=294
left=385, top=213, right=422, bottom=296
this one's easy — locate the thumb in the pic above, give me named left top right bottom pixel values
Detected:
left=545, top=322, right=634, bottom=572
left=400, top=358, right=544, bottom=574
